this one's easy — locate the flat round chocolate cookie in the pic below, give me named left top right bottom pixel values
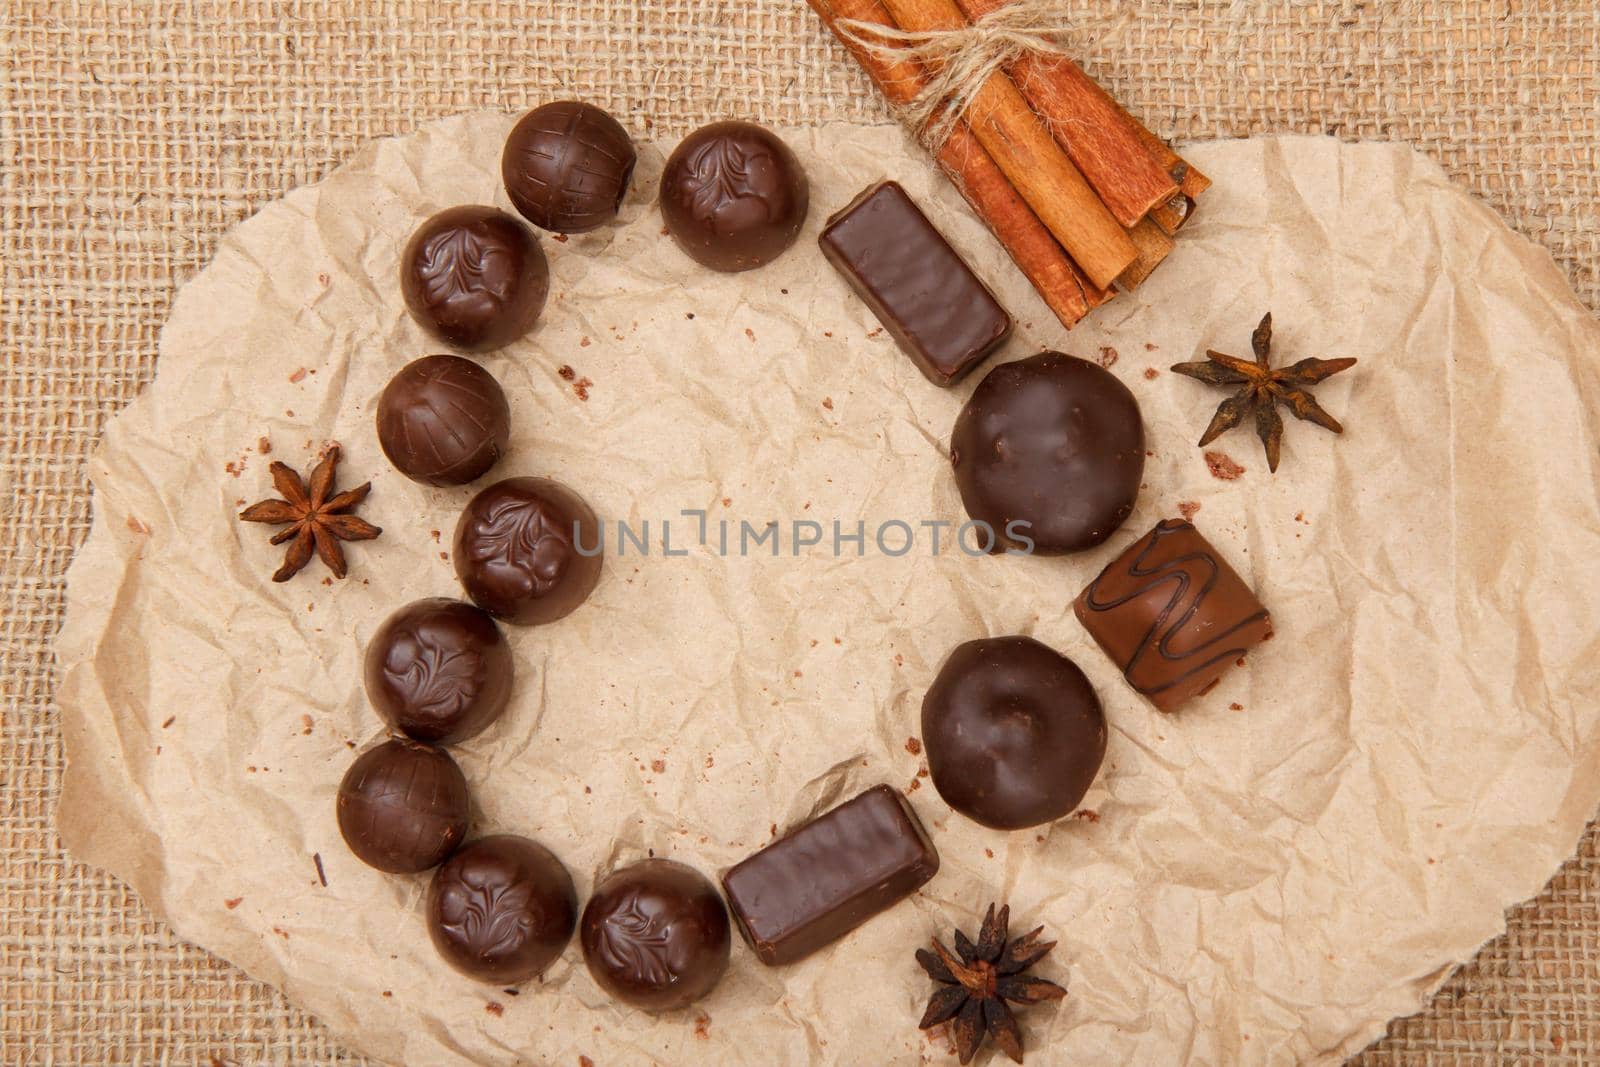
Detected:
left=922, top=635, right=1106, bottom=830
left=950, top=352, right=1144, bottom=555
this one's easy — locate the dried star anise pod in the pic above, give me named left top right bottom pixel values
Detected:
left=916, top=904, right=1067, bottom=1065
left=238, top=444, right=381, bottom=581
left=1171, top=312, right=1357, bottom=472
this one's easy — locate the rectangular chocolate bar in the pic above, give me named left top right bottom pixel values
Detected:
left=819, top=181, right=1012, bottom=387
left=721, top=784, right=939, bottom=966
left=1074, top=518, right=1273, bottom=712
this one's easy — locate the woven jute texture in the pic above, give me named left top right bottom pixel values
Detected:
left=3, top=2, right=1597, bottom=1063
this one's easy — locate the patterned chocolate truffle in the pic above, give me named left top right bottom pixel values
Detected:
left=376, top=355, right=511, bottom=487
left=452, top=477, right=603, bottom=627
left=364, top=598, right=514, bottom=744
left=659, top=121, right=809, bottom=272
left=336, top=738, right=470, bottom=874
left=1074, top=518, right=1273, bottom=712
left=580, top=859, right=730, bottom=1011
left=427, top=834, right=578, bottom=984
left=400, top=206, right=548, bottom=352
left=502, top=101, right=636, bottom=234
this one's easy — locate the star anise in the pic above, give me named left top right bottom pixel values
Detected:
left=238, top=444, right=381, bottom=581
left=1171, top=312, right=1357, bottom=472
left=916, top=904, right=1067, bottom=1065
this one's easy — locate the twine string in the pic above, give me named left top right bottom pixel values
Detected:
left=836, top=2, right=1129, bottom=148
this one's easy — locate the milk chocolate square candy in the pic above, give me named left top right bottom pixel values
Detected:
left=1074, top=519, right=1273, bottom=712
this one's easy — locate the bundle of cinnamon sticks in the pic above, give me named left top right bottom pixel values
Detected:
left=808, top=0, right=1209, bottom=329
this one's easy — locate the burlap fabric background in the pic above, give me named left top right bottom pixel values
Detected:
left=3, top=2, right=1597, bottom=1062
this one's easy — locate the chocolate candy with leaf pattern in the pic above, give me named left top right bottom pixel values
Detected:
left=580, top=859, right=730, bottom=1011
left=399, top=205, right=549, bottom=352
left=660, top=120, right=809, bottom=272
left=452, top=477, right=603, bottom=627
left=426, top=834, right=579, bottom=984
left=363, top=598, right=513, bottom=745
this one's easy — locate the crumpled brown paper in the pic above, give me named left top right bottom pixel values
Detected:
left=55, top=114, right=1600, bottom=1066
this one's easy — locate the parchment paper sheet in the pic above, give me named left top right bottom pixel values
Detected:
left=55, top=115, right=1600, bottom=1066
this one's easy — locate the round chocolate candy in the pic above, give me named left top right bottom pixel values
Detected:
left=453, top=476, right=603, bottom=627
left=336, top=738, right=470, bottom=873
left=427, top=834, right=578, bottom=984
left=400, top=205, right=549, bottom=352
left=659, top=120, right=809, bottom=272
left=580, top=859, right=731, bottom=1011
left=921, top=636, right=1106, bottom=831
left=376, top=355, right=511, bottom=487
left=364, top=598, right=514, bottom=745
left=950, top=352, right=1144, bottom=555
left=502, top=101, right=637, bottom=234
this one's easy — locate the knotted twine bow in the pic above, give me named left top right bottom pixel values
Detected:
left=835, top=2, right=1130, bottom=149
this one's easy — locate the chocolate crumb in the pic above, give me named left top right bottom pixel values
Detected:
left=745, top=328, right=756, bottom=342
left=693, top=1012, right=711, bottom=1039
left=313, top=852, right=327, bottom=887
left=704, top=755, right=714, bottom=768
left=580, top=1058, right=595, bottom=1067
left=1145, top=342, right=1158, bottom=351
left=651, top=759, right=666, bottom=773
left=579, top=336, right=591, bottom=348
left=161, top=715, right=176, bottom=729
left=1097, top=346, right=1119, bottom=368
left=554, top=233, right=570, bottom=243
left=821, top=397, right=833, bottom=411
left=381, top=990, right=392, bottom=998
left=867, top=327, right=883, bottom=339
left=224, top=897, right=242, bottom=909
left=300, top=714, right=314, bottom=735
left=905, top=737, right=922, bottom=756
left=485, top=1002, right=504, bottom=1017
left=1073, top=809, right=1100, bottom=823
left=503, top=988, right=520, bottom=996
left=288, top=367, right=308, bottom=384
left=1177, top=500, right=1201, bottom=521
left=686, top=312, right=695, bottom=319
left=908, top=778, right=921, bottom=791
left=984, top=848, right=994, bottom=858
left=1229, top=702, right=1244, bottom=711
left=1204, top=451, right=1245, bottom=480
left=1143, top=368, right=1159, bottom=380
left=573, top=377, right=592, bottom=401
left=558, top=365, right=576, bottom=381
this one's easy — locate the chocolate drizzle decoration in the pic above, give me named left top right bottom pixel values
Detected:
left=1073, top=519, right=1272, bottom=713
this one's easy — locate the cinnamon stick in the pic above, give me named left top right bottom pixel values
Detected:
left=1149, top=193, right=1193, bottom=237
left=876, top=0, right=1136, bottom=290
left=953, top=0, right=1175, bottom=229
left=1115, top=217, right=1174, bottom=290
left=808, top=0, right=1108, bottom=327
left=1113, top=95, right=1211, bottom=200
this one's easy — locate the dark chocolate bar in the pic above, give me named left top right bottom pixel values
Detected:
left=721, top=784, right=939, bottom=966
left=819, top=181, right=1012, bottom=387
